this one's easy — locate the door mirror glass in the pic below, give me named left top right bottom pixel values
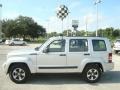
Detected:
left=43, top=48, right=49, bottom=53
left=35, top=47, right=39, bottom=51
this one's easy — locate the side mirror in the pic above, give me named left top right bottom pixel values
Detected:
left=43, top=48, right=49, bottom=53
left=35, top=47, right=39, bottom=51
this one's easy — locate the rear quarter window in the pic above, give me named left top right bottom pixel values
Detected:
left=92, top=40, right=107, bottom=51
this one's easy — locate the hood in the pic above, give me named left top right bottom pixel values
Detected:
left=7, top=48, right=37, bottom=57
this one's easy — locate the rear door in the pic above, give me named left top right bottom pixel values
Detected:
left=67, top=38, right=90, bottom=72
left=91, top=39, right=108, bottom=63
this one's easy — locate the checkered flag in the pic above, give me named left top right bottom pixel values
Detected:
left=57, top=5, right=69, bottom=20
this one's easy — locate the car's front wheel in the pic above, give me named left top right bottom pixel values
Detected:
left=83, top=64, right=101, bottom=83
left=22, top=43, right=26, bottom=46
left=9, top=64, right=30, bottom=83
left=10, top=43, right=15, bottom=46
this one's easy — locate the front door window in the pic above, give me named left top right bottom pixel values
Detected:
left=47, top=40, right=65, bottom=52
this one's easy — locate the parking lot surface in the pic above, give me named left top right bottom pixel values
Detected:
left=0, top=44, right=120, bottom=90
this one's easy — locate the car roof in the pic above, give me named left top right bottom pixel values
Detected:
left=49, top=36, right=108, bottom=40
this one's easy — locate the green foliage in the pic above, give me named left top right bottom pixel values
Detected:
left=97, top=27, right=120, bottom=40
left=37, top=37, right=47, bottom=43
left=25, top=37, right=47, bottom=43
left=2, top=16, right=46, bottom=39
left=47, top=32, right=58, bottom=37
left=63, top=29, right=72, bottom=36
left=48, top=27, right=120, bottom=41
left=113, top=29, right=120, bottom=38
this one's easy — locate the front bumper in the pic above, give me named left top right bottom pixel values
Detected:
left=104, top=62, right=114, bottom=72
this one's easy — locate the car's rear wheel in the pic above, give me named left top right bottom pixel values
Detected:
left=11, top=43, right=14, bottom=46
left=9, top=64, right=30, bottom=83
left=83, top=64, right=101, bottom=83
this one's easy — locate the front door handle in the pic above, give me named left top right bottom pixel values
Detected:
left=84, top=53, right=90, bottom=55
left=59, top=54, right=66, bottom=56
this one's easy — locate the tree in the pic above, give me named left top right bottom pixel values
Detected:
left=15, top=16, right=46, bottom=39
left=2, top=19, right=17, bottom=38
left=113, top=29, right=120, bottom=38
left=2, top=16, right=46, bottom=39
left=63, top=29, right=72, bottom=36
left=28, top=22, right=46, bottom=39
left=48, top=32, right=58, bottom=37
left=79, top=30, right=86, bottom=36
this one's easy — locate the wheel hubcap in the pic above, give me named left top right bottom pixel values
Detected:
left=87, top=68, right=99, bottom=81
left=12, top=68, right=25, bottom=81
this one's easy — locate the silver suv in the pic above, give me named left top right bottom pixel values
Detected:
left=2, top=36, right=114, bottom=83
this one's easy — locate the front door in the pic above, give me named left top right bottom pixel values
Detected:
left=37, top=39, right=67, bottom=73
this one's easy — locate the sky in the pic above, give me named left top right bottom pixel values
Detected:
left=1, top=0, right=120, bottom=33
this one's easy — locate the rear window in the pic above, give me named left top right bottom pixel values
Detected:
left=116, top=40, right=120, bottom=43
left=14, top=39, right=20, bottom=41
left=92, top=40, right=107, bottom=51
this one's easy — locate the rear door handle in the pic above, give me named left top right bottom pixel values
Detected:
left=59, top=54, right=66, bottom=56
left=84, top=53, right=90, bottom=55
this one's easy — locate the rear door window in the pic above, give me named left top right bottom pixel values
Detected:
left=92, top=40, right=107, bottom=51
left=69, top=39, right=88, bottom=52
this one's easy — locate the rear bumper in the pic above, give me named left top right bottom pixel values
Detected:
left=104, top=62, right=114, bottom=72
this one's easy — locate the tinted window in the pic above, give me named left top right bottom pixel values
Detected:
left=13, top=39, right=20, bottom=41
left=92, top=40, right=106, bottom=51
left=69, top=39, right=88, bottom=52
left=48, top=40, right=65, bottom=52
left=116, top=40, right=120, bottom=43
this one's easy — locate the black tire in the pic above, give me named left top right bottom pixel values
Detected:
left=11, top=43, right=14, bottom=46
left=83, top=64, right=101, bottom=83
left=114, top=50, right=118, bottom=54
left=22, top=43, right=25, bottom=46
left=9, top=64, right=30, bottom=84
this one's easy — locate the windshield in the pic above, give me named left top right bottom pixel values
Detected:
left=34, top=38, right=49, bottom=51
left=34, top=42, right=45, bottom=51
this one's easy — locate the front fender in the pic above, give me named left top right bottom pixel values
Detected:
left=4, top=57, right=36, bottom=74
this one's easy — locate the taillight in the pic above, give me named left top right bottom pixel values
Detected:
left=108, top=53, right=112, bottom=63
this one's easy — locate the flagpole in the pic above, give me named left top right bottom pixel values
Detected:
left=94, top=0, right=101, bottom=37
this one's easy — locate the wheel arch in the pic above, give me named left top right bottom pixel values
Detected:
left=82, top=62, right=104, bottom=73
left=7, top=62, right=31, bottom=74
